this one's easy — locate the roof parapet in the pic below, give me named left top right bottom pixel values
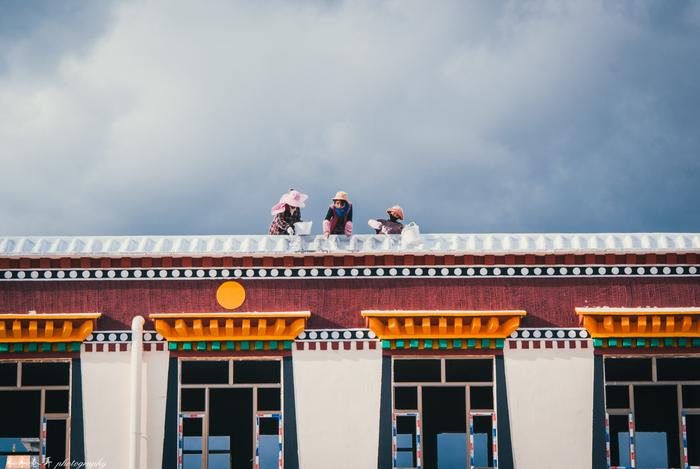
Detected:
left=1, top=233, right=698, bottom=258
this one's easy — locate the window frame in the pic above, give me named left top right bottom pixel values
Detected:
left=0, top=359, right=72, bottom=469
left=391, top=356, right=497, bottom=469
left=176, top=357, right=284, bottom=469
left=603, top=355, right=700, bottom=469
left=254, top=412, right=283, bottom=469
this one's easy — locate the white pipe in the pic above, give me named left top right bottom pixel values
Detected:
left=129, top=316, right=145, bottom=469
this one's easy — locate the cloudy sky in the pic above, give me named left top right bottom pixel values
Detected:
left=1, top=0, right=699, bottom=236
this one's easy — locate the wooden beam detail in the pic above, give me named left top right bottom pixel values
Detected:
left=361, top=310, right=527, bottom=340
left=576, top=307, right=700, bottom=338
left=405, top=318, right=415, bottom=335
left=209, top=320, right=219, bottom=337
left=0, top=313, right=101, bottom=343
left=149, top=311, right=311, bottom=342
left=273, top=319, right=285, bottom=336
left=61, top=321, right=72, bottom=339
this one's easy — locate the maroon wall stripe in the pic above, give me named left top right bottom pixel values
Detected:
left=0, top=277, right=698, bottom=330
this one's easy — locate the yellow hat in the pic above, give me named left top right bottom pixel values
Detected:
left=332, top=191, right=349, bottom=201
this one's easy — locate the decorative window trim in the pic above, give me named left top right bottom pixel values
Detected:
left=362, top=310, right=525, bottom=350
left=150, top=312, right=310, bottom=351
left=0, top=313, right=101, bottom=352
left=577, top=307, right=700, bottom=347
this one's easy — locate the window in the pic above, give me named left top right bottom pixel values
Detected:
left=178, top=359, right=283, bottom=469
left=0, top=360, right=71, bottom=469
left=392, top=357, right=496, bottom=469
left=604, top=356, right=700, bottom=469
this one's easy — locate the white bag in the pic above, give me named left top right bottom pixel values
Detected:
left=401, top=222, right=421, bottom=247
left=293, top=221, right=313, bottom=235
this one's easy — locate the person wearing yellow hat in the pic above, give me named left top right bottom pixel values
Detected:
left=323, top=191, right=353, bottom=238
left=368, top=205, right=404, bottom=234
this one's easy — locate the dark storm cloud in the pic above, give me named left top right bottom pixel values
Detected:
left=0, top=0, right=698, bottom=236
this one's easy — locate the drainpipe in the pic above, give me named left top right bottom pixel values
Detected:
left=129, top=315, right=145, bottom=469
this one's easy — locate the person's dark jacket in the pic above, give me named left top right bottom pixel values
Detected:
left=324, top=204, right=353, bottom=235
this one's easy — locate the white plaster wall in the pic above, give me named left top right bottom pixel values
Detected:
left=140, top=350, right=170, bottom=469
left=504, top=345, right=595, bottom=469
left=292, top=346, right=383, bottom=469
left=80, top=349, right=170, bottom=469
left=81, top=351, right=131, bottom=469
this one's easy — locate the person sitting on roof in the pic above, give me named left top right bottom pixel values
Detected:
left=269, top=189, right=308, bottom=235
left=368, top=205, right=404, bottom=234
left=323, top=191, right=353, bottom=238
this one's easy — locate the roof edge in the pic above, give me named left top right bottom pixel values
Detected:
left=0, top=233, right=699, bottom=258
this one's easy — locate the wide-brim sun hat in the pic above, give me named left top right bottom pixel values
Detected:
left=332, top=191, right=349, bottom=201
left=387, top=205, right=404, bottom=220
left=271, top=190, right=308, bottom=215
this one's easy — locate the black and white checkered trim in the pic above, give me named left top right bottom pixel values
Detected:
left=0, top=264, right=697, bottom=281
left=509, top=328, right=589, bottom=340
left=84, top=330, right=166, bottom=344
left=296, top=328, right=375, bottom=341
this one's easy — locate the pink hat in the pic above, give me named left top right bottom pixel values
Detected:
left=387, top=205, right=404, bottom=220
left=271, top=190, right=308, bottom=215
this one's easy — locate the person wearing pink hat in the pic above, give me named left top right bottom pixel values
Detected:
left=269, top=189, right=308, bottom=235
left=323, top=191, right=353, bottom=238
left=368, top=205, right=404, bottom=234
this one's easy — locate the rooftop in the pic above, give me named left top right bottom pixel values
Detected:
left=0, top=233, right=698, bottom=258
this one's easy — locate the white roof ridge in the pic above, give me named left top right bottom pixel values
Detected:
left=0, top=233, right=698, bottom=258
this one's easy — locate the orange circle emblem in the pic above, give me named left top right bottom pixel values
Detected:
left=216, top=281, right=246, bottom=310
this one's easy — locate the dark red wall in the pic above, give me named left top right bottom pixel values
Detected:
left=0, top=277, right=698, bottom=330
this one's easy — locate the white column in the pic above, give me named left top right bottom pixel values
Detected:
left=129, top=316, right=145, bottom=469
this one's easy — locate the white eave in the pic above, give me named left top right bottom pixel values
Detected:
left=0, top=233, right=698, bottom=258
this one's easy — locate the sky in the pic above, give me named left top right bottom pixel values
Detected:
left=0, top=0, right=699, bottom=236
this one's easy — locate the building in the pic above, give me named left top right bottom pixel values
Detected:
left=0, top=232, right=698, bottom=469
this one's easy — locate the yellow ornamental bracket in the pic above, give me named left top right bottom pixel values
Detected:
left=149, top=312, right=311, bottom=343
left=576, top=307, right=700, bottom=338
left=361, top=310, right=527, bottom=340
left=0, top=313, right=101, bottom=343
